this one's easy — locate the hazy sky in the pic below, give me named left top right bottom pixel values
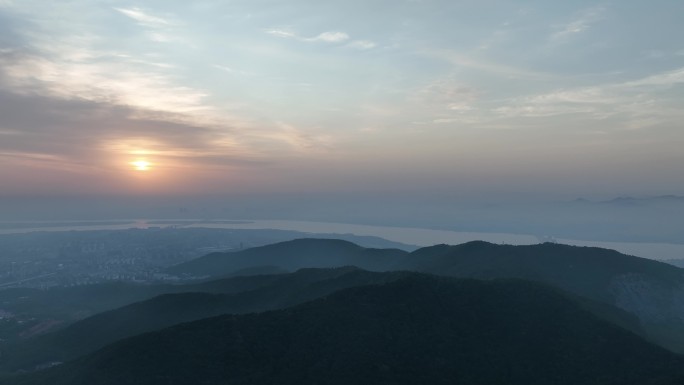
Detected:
left=1, top=0, right=683, bottom=204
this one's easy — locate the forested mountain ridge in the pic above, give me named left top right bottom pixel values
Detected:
left=168, top=238, right=684, bottom=351
left=8, top=276, right=684, bottom=385
left=4, top=239, right=684, bottom=384
left=0, top=267, right=415, bottom=373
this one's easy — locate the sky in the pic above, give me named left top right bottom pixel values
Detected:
left=0, top=0, right=683, bottom=219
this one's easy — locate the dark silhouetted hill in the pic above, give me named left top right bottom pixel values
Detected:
left=402, top=241, right=684, bottom=352
left=9, top=277, right=684, bottom=385
left=168, top=239, right=684, bottom=352
left=0, top=267, right=414, bottom=373
left=5, top=239, right=684, bottom=380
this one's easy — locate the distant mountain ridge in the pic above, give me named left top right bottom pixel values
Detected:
left=604, top=195, right=684, bottom=205
left=167, top=238, right=408, bottom=277
left=570, top=195, right=684, bottom=206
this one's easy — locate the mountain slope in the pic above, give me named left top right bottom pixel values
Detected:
left=5, top=238, right=684, bottom=376
left=402, top=241, right=684, bottom=351
left=11, top=277, right=683, bottom=385
left=405, top=241, right=683, bottom=298
left=169, top=239, right=684, bottom=352
left=167, top=238, right=408, bottom=277
left=0, top=267, right=415, bottom=373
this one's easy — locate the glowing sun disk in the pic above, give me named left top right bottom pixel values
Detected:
left=131, top=160, right=152, bottom=171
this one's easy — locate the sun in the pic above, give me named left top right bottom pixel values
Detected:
left=131, top=159, right=152, bottom=171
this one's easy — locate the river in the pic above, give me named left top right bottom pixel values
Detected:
left=0, top=219, right=682, bottom=260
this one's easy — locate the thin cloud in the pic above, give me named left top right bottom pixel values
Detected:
left=115, top=7, right=173, bottom=27
left=114, top=7, right=181, bottom=44
left=424, top=48, right=553, bottom=80
left=0, top=88, right=269, bottom=172
left=265, top=29, right=297, bottom=39
left=550, top=6, right=605, bottom=41
left=526, top=87, right=610, bottom=105
left=494, top=104, right=598, bottom=118
left=494, top=66, right=684, bottom=124
left=212, top=64, right=255, bottom=77
left=0, top=45, right=325, bottom=173
left=3, top=53, right=214, bottom=119
left=347, top=40, right=376, bottom=50
left=0, top=150, right=66, bottom=162
left=247, top=122, right=335, bottom=153
left=265, top=29, right=350, bottom=44
left=0, top=27, right=232, bottom=129
left=622, top=67, right=684, bottom=88
left=308, top=31, right=349, bottom=43
left=415, top=77, right=479, bottom=109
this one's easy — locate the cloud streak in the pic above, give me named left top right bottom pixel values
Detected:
left=309, top=31, right=349, bottom=43
left=494, top=66, right=684, bottom=125
left=424, top=48, right=553, bottom=80
left=264, top=28, right=374, bottom=46
left=115, top=7, right=174, bottom=27
left=346, top=40, right=376, bottom=50
left=550, top=6, right=605, bottom=41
